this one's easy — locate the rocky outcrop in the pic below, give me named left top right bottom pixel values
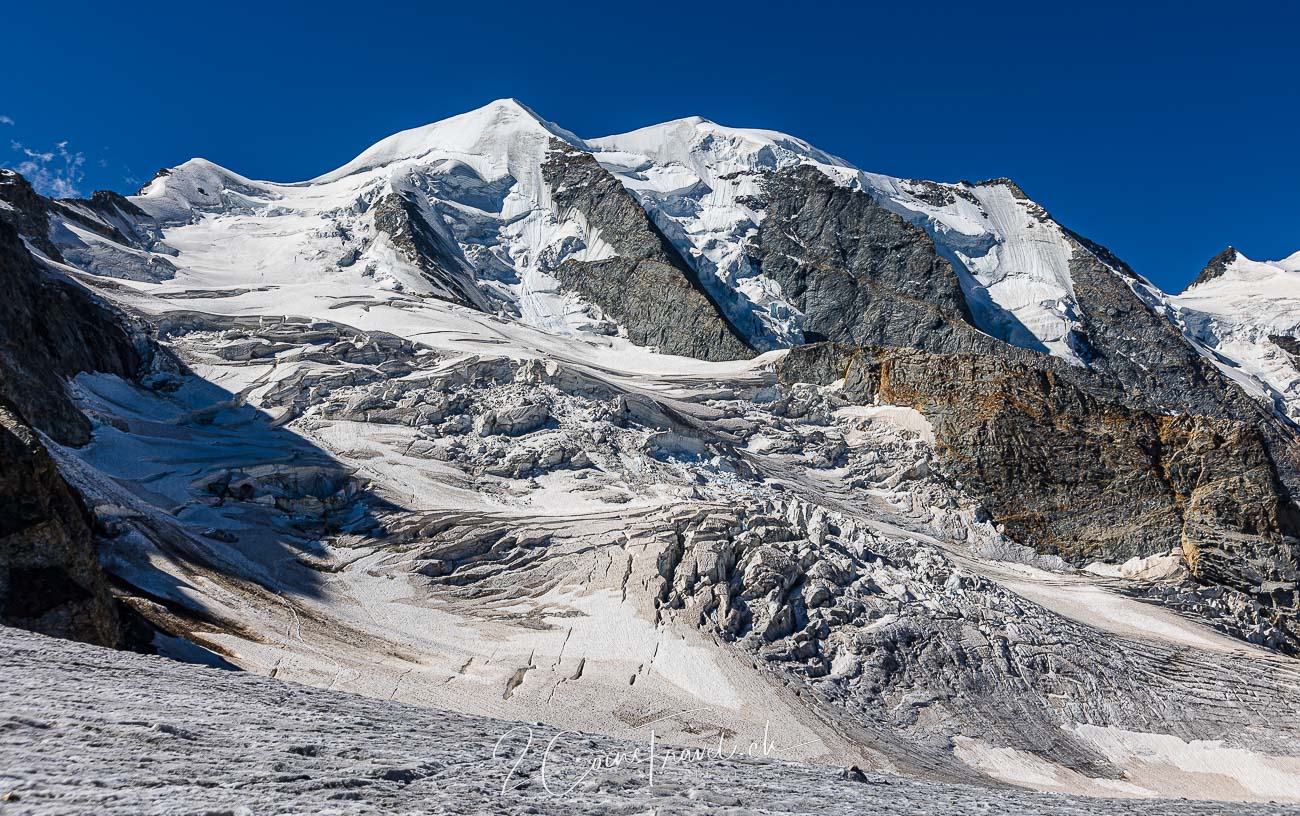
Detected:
left=51, top=189, right=153, bottom=246
left=0, top=187, right=166, bottom=646
left=1061, top=234, right=1300, bottom=503
left=0, top=402, right=120, bottom=647
left=779, top=343, right=1300, bottom=650
left=0, top=218, right=151, bottom=445
left=1275, top=335, right=1300, bottom=366
left=761, top=201, right=1300, bottom=650
left=370, top=192, right=492, bottom=310
left=1066, top=238, right=1239, bottom=410
left=1185, top=246, right=1238, bottom=291
left=750, top=166, right=989, bottom=351
left=0, top=169, right=63, bottom=261
left=542, top=141, right=755, bottom=361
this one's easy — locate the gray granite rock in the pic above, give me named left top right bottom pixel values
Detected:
left=750, top=166, right=987, bottom=352
left=1184, top=246, right=1238, bottom=291
left=0, top=406, right=120, bottom=647
left=0, top=217, right=152, bottom=445
left=543, top=141, right=755, bottom=361
left=371, top=191, right=493, bottom=310
left=779, top=342, right=1300, bottom=651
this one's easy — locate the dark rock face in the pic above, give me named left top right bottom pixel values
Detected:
left=0, top=169, right=63, bottom=261
left=371, top=192, right=492, bottom=310
left=0, top=218, right=150, bottom=445
left=1185, top=246, right=1238, bottom=291
left=780, top=343, right=1300, bottom=649
left=757, top=179, right=1300, bottom=649
left=750, top=166, right=1299, bottom=554
left=747, top=170, right=1276, bottom=454
left=750, top=166, right=987, bottom=352
left=1273, top=335, right=1300, bottom=366
left=0, top=402, right=121, bottom=647
left=1064, top=236, right=1300, bottom=497
left=542, top=141, right=754, bottom=362
left=52, top=190, right=151, bottom=247
left=0, top=180, right=167, bottom=647
left=1065, top=241, right=1223, bottom=409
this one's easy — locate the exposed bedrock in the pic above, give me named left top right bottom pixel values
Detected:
left=0, top=218, right=156, bottom=445
left=542, top=140, right=755, bottom=362
left=754, top=174, right=1300, bottom=649
left=371, top=191, right=493, bottom=310
left=748, top=167, right=1297, bottom=468
left=1064, top=233, right=1299, bottom=452
left=0, top=169, right=65, bottom=260
left=780, top=343, right=1300, bottom=651
left=3, top=164, right=185, bottom=283
left=1184, top=245, right=1239, bottom=292
left=0, top=213, right=167, bottom=646
left=0, top=402, right=121, bottom=647
left=748, top=166, right=996, bottom=352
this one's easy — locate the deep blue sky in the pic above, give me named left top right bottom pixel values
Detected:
left=2, top=0, right=1294, bottom=292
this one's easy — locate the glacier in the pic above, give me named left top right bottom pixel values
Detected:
left=2, top=99, right=1300, bottom=811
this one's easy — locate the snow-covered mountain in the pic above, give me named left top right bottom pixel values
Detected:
left=3, top=99, right=1300, bottom=807
left=591, top=117, right=1090, bottom=362
left=48, top=98, right=1287, bottom=396
left=1174, top=247, right=1300, bottom=420
left=43, top=100, right=1153, bottom=366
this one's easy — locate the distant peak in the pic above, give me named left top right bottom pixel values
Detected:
left=1185, top=246, right=1239, bottom=291
left=590, top=115, right=851, bottom=170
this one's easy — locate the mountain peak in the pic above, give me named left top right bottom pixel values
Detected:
left=590, top=115, right=848, bottom=171
left=313, top=99, right=583, bottom=184
left=484, top=97, right=545, bottom=120
left=1185, top=246, right=1240, bottom=291
left=1183, top=246, right=1300, bottom=294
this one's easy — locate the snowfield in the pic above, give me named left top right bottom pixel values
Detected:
left=5, top=625, right=1300, bottom=815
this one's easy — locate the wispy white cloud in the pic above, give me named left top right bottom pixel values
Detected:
left=8, top=139, right=86, bottom=197
left=0, top=116, right=13, bottom=126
